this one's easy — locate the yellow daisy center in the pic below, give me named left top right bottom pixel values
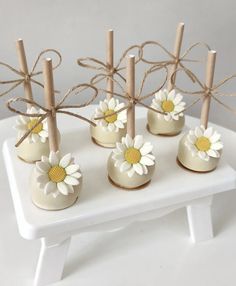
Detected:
left=48, top=166, right=66, bottom=183
left=104, top=109, right=117, bottom=123
left=27, top=119, right=43, bottom=134
left=125, top=147, right=141, bottom=164
left=161, top=100, right=175, bottom=112
left=195, top=136, right=211, bottom=151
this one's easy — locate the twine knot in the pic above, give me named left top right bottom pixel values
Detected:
left=129, top=98, right=137, bottom=105
left=108, top=67, right=117, bottom=76
left=174, top=57, right=180, bottom=65
left=0, top=49, right=62, bottom=97
left=7, top=82, right=98, bottom=147
left=204, top=87, right=212, bottom=96
left=24, top=74, right=30, bottom=82
left=51, top=107, right=57, bottom=117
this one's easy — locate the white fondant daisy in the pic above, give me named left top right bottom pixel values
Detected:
left=36, top=151, right=81, bottom=198
left=94, top=97, right=127, bottom=132
left=185, top=125, right=223, bottom=161
left=112, top=134, right=155, bottom=177
left=151, top=89, right=186, bottom=121
left=15, top=106, right=48, bottom=143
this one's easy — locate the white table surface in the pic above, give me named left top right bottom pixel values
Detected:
left=1, top=106, right=236, bottom=286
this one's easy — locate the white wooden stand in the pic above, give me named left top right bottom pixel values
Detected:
left=2, top=108, right=236, bottom=286
left=187, top=196, right=213, bottom=243
left=35, top=235, right=71, bottom=286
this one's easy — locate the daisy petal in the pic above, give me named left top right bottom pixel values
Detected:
left=64, top=175, right=79, bottom=186
left=133, top=163, right=144, bottom=175
left=39, top=130, right=48, bottom=138
left=173, top=94, right=183, bottom=105
left=71, top=172, right=82, bottom=179
left=108, top=98, right=116, bottom=109
left=36, top=174, right=48, bottom=184
left=125, top=134, right=133, bottom=148
left=207, top=149, right=220, bottom=158
left=59, top=153, right=72, bottom=168
left=29, top=106, right=38, bottom=114
left=211, top=142, right=223, bottom=150
left=66, top=164, right=80, bottom=175
left=140, top=156, right=155, bottom=166
left=41, top=155, right=49, bottom=164
left=15, top=124, right=27, bottom=131
left=140, top=143, right=153, bottom=155
left=108, top=123, right=115, bottom=132
left=204, top=127, right=213, bottom=138
left=112, top=153, right=124, bottom=161
left=120, top=161, right=131, bottom=172
left=114, top=160, right=123, bottom=168
left=142, top=165, right=148, bottom=175
left=44, top=181, right=56, bottom=195
left=145, top=154, right=155, bottom=161
left=100, top=101, right=108, bottom=112
left=168, top=89, right=175, bottom=100
left=57, top=182, right=69, bottom=195
left=49, top=152, right=59, bottom=165
left=187, top=134, right=197, bottom=144
left=19, top=115, right=29, bottom=124
left=116, top=142, right=125, bottom=152
left=100, top=119, right=107, bottom=127
left=114, top=120, right=124, bottom=129
left=134, top=135, right=143, bottom=149
left=127, top=168, right=135, bottom=178
left=36, top=161, right=50, bottom=173
left=198, top=151, right=208, bottom=161
left=210, top=132, right=221, bottom=143
left=195, top=127, right=203, bottom=137
left=31, top=133, right=39, bottom=143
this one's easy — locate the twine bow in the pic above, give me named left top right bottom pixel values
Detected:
left=0, top=49, right=62, bottom=97
left=170, top=68, right=236, bottom=115
left=140, top=41, right=211, bottom=83
left=77, top=44, right=143, bottom=86
left=94, top=64, right=169, bottom=121
left=7, top=83, right=98, bottom=147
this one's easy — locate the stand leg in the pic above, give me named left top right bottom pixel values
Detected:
left=34, top=235, right=71, bottom=286
left=186, top=196, right=213, bottom=243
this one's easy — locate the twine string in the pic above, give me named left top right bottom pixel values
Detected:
left=94, top=64, right=169, bottom=121
left=77, top=44, right=143, bottom=88
left=170, top=68, right=236, bottom=115
left=140, top=41, right=210, bottom=83
left=0, top=49, right=62, bottom=97
left=7, top=83, right=98, bottom=147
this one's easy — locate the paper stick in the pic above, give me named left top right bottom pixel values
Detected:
left=106, top=29, right=114, bottom=100
left=126, top=55, right=135, bottom=138
left=16, top=39, right=33, bottom=107
left=43, top=58, right=59, bottom=152
left=200, top=50, right=216, bottom=128
left=167, top=22, right=185, bottom=91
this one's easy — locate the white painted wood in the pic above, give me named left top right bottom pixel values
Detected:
left=2, top=122, right=236, bottom=240
left=2, top=106, right=236, bottom=285
left=187, top=196, right=213, bottom=243
left=34, top=235, right=71, bottom=286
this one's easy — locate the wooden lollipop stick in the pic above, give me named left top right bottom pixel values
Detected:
left=167, top=22, right=185, bottom=91
left=126, top=55, right=135, bottom=138
left=43, top=58, right=59, bottom=152
left=200, top=50, right=216, bottom=128
left=16, top=39, right=33, bottom=106
left=106, top=29, right=114, bottom=100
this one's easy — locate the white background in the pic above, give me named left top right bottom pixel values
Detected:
left=0, top=0, right=236, bottom=131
